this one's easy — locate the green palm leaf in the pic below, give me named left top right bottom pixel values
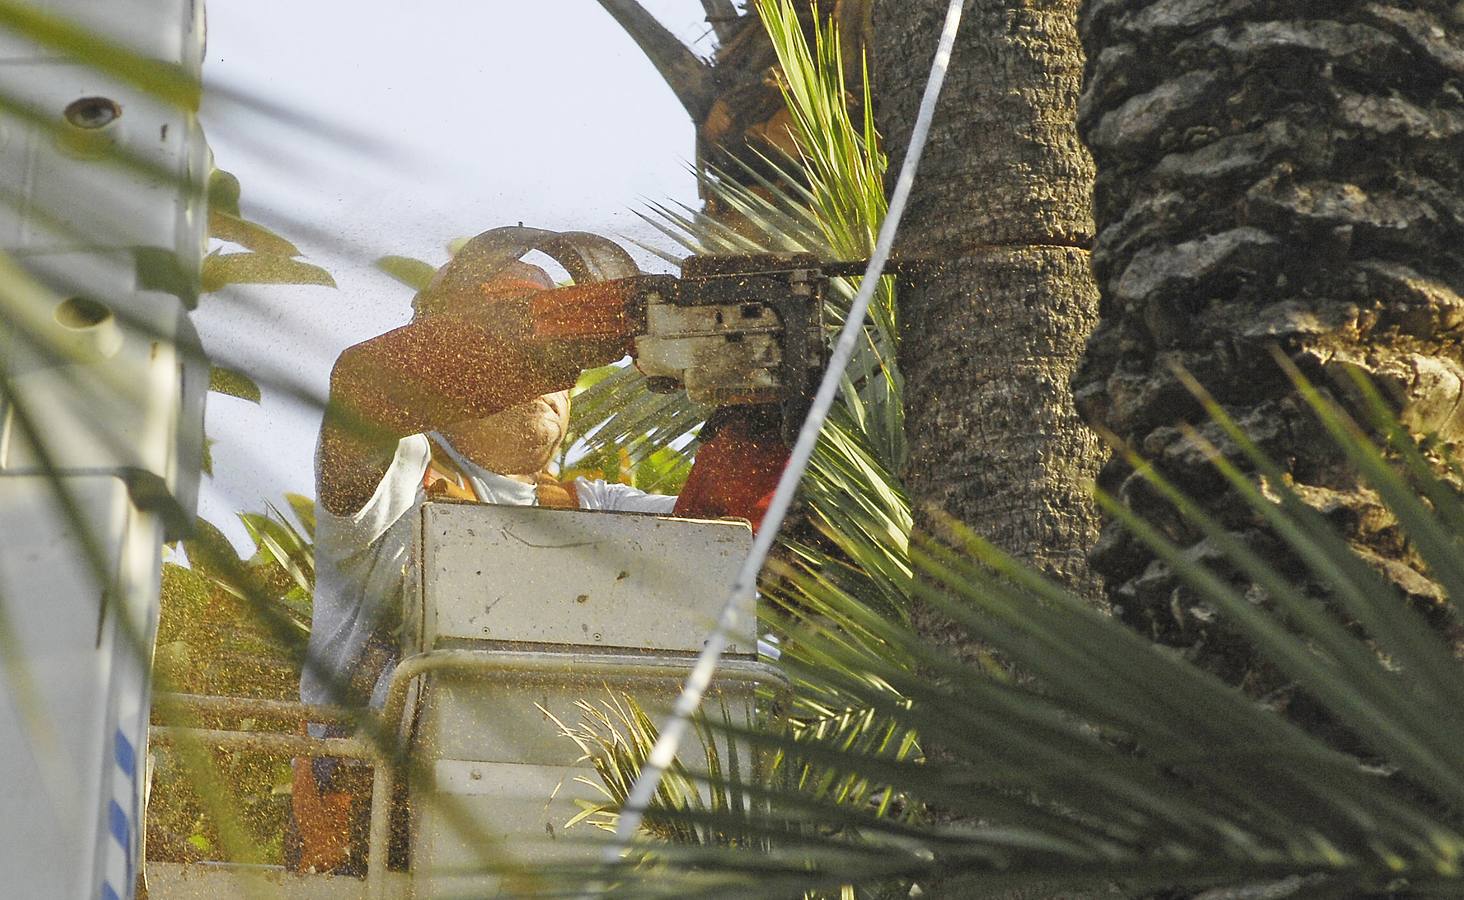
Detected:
left=552, top=5, right=1464, bottom=899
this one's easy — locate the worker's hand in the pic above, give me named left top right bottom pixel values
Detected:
left=424, top=278, right=632, bottom=373
left=674, top=405, right=791, bottom=533
left=551, top=333, right=633, bottom=373
left=526, top=280, right=640, bottom=369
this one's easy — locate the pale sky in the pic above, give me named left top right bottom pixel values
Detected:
left=195, top=2, right=712, bottom=543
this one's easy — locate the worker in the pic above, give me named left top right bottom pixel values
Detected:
left=287, top=228, right=789, bottom=873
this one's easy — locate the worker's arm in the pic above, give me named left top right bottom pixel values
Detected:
left=673, top=405, right=791, bottom=533
left=317, top=293, right=623, bottom=517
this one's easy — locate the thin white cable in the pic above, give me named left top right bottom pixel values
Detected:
left=602, top=0, right=967, bottom=869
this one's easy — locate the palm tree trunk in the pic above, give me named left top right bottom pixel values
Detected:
left=1073, top=3, right=1464, bottom=690
left=874, top=0, right=1105, bottom=604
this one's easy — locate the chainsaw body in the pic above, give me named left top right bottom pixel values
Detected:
left=528, top=253, right=833, bottom=443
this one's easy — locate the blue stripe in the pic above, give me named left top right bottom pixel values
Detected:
left=108, top=800, right=130, bottom=854
left=101, top=883, right=121, bottom=900
left=109, top=797, right=135, bottom=898
left=114, top=729, right=136, bottom=781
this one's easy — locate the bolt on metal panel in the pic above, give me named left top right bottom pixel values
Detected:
left=0, top=254, right=208, bottom=521
left=0, top=61, right=208, bottom=293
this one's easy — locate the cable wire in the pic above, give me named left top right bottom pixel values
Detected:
left=602, top=0, right=968, bottom=868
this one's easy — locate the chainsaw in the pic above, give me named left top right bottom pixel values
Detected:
left=443, top=227, right=899, bottom=444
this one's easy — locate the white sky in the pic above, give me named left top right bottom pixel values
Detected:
left=195, top=1, right=713, bottom=544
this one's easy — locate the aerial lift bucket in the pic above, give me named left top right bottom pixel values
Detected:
left=387, top=500, right=782, bottom=898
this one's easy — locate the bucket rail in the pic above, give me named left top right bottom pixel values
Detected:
left=147, top=651, right=787, bottom=897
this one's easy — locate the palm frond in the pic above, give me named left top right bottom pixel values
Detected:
left=561, top=360, right=1464, bottom=897
left=553, top=14, right=1464, bottom=893
left=560, top=6, right=923, bottom=895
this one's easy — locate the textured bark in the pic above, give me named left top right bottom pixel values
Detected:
left=701, top=0, right=741, bottom=44
left=875, top=0, right=1105, bottom=604
left=1074, top=1, right=1464, bottom=693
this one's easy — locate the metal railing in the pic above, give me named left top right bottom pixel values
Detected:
left=148, top=649, right=786, bottom=898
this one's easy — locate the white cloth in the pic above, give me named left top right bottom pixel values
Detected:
left=300, top=433, right=676, bottom=712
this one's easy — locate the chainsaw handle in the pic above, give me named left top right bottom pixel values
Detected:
left=526, top=278, right=642, bottom=341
